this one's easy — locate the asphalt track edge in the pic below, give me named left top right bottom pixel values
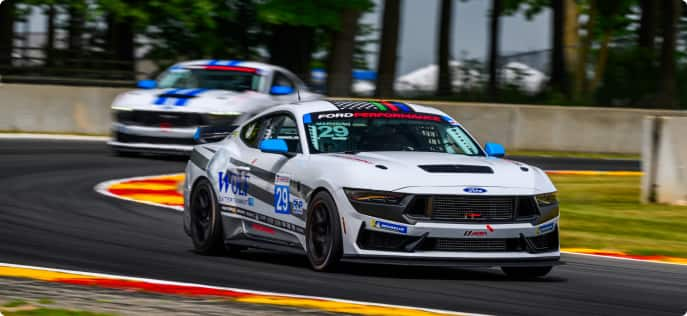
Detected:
left=0, top=262, right=483, bottom=316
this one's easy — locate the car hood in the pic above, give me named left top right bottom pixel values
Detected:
left=111, top=88, right=274, bottom=113
left=309, top=151, right=556, bottom=195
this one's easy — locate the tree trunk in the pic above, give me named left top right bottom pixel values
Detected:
left=67, top=1, right=85, bottom=55
left=655, top=0, right=680, bottom=108
left=375, top=0, right=402, bottom=98
left=437, top=0, right=453, bottom=96
left=487, top=0, right=502, bottom=98
left=575, top=0, right=596, bottom=96
left=106, top=14, right=136, bottom=78
left=327, top=9, right=361, bottom=97
left=550, top=0, right=569, bottom=96
left=269, top=25, right=315, bottom=84
left=45, top=4, right=56, bottom=67
left=563, top=0, right=579, bottom=97
left=0, top=0, right=15, bottom=67
left=590, top=31, right=610, bottom=92
left=638, top=0, right=657, bottom=50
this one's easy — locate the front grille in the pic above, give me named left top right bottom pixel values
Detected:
left=116, top=110, right=205, bottom=127
left=431, top=196, right=515, bottom=222
left=433, top=238, right=507, bottom=251
left=419, top=165, right=493, bottom=174
left=114, top=132, right=196, bottom=145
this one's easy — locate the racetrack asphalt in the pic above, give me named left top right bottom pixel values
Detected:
left=1, top=139, right=684, bottom=316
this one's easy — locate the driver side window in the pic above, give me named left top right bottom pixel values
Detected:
left=271, top=72, right=295, bottom=92
left=259, top=114, right=301, bottom=153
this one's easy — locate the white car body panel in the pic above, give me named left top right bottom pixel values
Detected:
left=183, top=100, right=560, bottom=266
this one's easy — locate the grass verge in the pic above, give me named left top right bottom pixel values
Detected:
left=4, top=309, right=116, bottom=316
left=554, top=174, right=687, bottom=258
left=508, top=150, right=640, bottom=160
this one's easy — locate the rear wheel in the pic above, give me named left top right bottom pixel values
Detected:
left=501, top=266, right=553, bottom=279
left=189, top=178, right=226, bottom=255
left=306, top=191, right=343, bottom=271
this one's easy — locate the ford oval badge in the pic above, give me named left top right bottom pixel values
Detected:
left=464, top=187, right=487, bottom=193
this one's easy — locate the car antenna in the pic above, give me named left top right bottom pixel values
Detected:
left=297, top=87, right=301, bottom=103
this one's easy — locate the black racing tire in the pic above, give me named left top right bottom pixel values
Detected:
left=501, top=266, right=553, bottom=279
left=305, top=191, right=344, bottom=271
left=189, top=178, right=226, bottom=255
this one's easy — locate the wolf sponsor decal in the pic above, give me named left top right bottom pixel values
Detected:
left=218, top=169, right=251, bottom=205
left=370, top=220, right=407, bottom=234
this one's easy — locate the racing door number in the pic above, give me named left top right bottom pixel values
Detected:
left=274, top=174, right=290, bottom=214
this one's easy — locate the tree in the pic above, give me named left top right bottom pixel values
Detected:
left=487, top=0, right=503, bottom=97
left=0, top=0, right=16, bottom=68
left=67, top=0, right=86, bottom=54
left=260, top=0, right=372, bottom=84
left=655, top=0, right=680, bottom=108
left=375, top=0, right=402, bottom=98
left=638, top=0, right=658, bottom=50
left=550, top=0, right=569, bottom=96
left=436, top=0, right=453, bottom=96
left=327, top=9, right=361, bottom=96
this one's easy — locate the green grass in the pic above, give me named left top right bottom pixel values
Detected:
left=36, top=299, right=54, bottom=305
left=4, top=309, right=116, bottom=316
left=553, top=175, right=687, bottom=257
left=507, top=150, right=640, bottom=160
left=3, top=300, right=28, bottom=308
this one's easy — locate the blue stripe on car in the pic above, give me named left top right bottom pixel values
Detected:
left=154, top=88, right=182, bottom=105
left=174, top=88, right=208, bottom=106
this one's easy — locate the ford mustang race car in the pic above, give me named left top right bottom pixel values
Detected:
left=183, top=99, right=561, bottom=277
left=108, top=60, right=320, bottom=154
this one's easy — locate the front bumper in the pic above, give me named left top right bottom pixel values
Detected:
left=337, top=189, right=561, bottom=262
left=109, top=123, right=197, bottom=153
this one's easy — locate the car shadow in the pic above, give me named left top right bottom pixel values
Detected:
left=220, top=249, right=567, bottom=283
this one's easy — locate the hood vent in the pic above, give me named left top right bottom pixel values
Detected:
left=418, top=164, right=494, bottom=174
left=157, top=92, right=197, bottom=99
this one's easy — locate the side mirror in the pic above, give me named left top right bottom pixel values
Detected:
left=137, top=79, right=157, bottom=89
left=259, top=139, right=289, bottom=154
left=270, top=85, right=294, bottom=95
left=193, top=125, right=237, bottom=144
left=484, top=142, right=506, bottom=157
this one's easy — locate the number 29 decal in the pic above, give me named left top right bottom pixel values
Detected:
left=274, top=174, right=291, bottom=214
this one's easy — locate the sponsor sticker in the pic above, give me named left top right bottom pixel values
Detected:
left=463, top=187, right=487, bottom=194
left=371, top=220, right=407, bottom=234
left=218, top=170, right=249, bottom=196
left=274, top=174, right=290, bottom=214
left=536, top=222, right=555, bottom=235
left=292, top=198, right=305, bottom=215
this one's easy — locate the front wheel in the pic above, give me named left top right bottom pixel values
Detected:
left=305, top=191, right=343, bottom=271
left=189, top=178, right=225, bottom=255
left=501, top=266, right=553, bottom=279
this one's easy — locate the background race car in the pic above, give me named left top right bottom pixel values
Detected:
left=108, top=60, right=320, bottom=155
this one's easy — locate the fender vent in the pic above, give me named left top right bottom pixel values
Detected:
left=419, top=165, right=493, bottom=174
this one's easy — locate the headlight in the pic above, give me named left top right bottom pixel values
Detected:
left=344, top=189, right=406, bottom=205
left=535, top=192, right=558, bottom=207
left=206, top=112, right=242, bottom=125
left=111, top=107, right=134, bottom=122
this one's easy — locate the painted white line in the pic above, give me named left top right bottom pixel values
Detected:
left=0, top=133, right=109, bottom=141
left=93, top=174, right=184, bottom=212
left=0, top=262, right=482, bottom=316
left=562, top=251, right=687, bottom=267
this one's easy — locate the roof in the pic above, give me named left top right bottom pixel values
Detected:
left=172, top=60, right=285, bottom=72
left=266, top=99, right=449, bottom=118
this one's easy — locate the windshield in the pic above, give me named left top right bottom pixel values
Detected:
left=304, top=111, right=484, bottom=156
left=157, top=68, right=262, bottom=91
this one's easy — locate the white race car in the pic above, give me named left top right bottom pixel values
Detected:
left=183, top=99, right=561, bottom=277
left=108, top=60, right=320, bottom=154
